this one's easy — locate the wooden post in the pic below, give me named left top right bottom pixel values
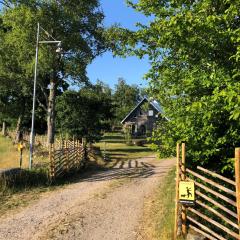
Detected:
left=181, top=143, right=187, bottom=237
left=174, top=143, right=181, bottom=240
left=65, top=140, right=69, bottom=172
left=235, top=148, right=240, bottom=238
left=2, top=122, right=6, bottom=136
left=49, top=144, right=55, bottom=179
left=77, top=140, right=80, bottom=167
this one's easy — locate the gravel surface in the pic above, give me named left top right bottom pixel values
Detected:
left=0, top=156, right=175, bottom=240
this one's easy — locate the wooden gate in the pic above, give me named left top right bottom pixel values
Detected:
left=174, top=143, right=240, bottom=240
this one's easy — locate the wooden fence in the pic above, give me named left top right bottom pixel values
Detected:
left=175, top=143, right=240, bottom=240
left=49, top=140, right=87, bottom=179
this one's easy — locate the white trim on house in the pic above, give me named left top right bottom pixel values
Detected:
left=121, top=97, right=163, bottom=124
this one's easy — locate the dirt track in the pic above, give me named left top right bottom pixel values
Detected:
left=0, top=156, right=175, bottom=240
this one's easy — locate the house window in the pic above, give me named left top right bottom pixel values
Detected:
left=148, top=110, right=154, bottom=116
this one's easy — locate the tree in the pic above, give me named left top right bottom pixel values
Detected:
left=56, top=85, right=114, bottom=142
left=0, top=0, right=107, bottom=143
left=112, top=78, right=140, bottom=125
left=107, top=0, right=240, bottom=173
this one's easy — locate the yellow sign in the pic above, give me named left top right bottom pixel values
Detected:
left=18, top=143, right=24, bottom=152
left=179, top=181, right=195, bottom=203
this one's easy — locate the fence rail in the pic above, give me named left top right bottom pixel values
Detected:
left=174, top=143, right=240, bottom=240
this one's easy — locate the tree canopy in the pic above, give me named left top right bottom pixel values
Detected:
left=0, top=0, right=107, bottom=142
left=56, top=84, right=114, bottom=142
left=112, top=78, right=141, bottom=125
left=108, top=0, right=240, bottom=173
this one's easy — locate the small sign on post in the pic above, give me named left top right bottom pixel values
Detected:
left=179, top=181, right=195, bottom=205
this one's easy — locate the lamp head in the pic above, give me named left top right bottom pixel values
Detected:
left=56, top=41, right=62, bottom=53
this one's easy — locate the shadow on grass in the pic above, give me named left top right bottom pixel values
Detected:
left=102, top=140, right=126, bottom=144
left=107, top=148, right=153, bottom=153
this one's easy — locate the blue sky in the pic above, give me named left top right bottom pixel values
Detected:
left=87, top=0, right=151, bottom=89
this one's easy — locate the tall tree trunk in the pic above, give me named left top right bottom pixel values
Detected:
left=2, top=122, right=6, bottom=136
left=47, top=78, right=56, bottom=145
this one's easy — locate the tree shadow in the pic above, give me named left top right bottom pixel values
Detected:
left=75, top=159, right=171, bottom=183
left=107, top=148, right=152, bottom=153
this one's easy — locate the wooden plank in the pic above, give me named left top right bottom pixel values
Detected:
left=189, top=224, right=218, bottom=240
left=174, top=143, right=180, bottom=240
left=235, top=148, right=240, bottom=235
left=196, top=200, right=239, bottom=229
left=196, top=190, right=238, bottom=219
left=187, top=216, right=226, bottom=240
left=189, top=208, right=240, bottom=239
left=186, top=168, right=236, bottom=197
left=197, top=166, right=235, bottom=186
left=192, top=179, right=237, bottom=207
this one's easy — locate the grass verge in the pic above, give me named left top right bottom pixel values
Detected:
left=140, top=168, right=183, bottom=240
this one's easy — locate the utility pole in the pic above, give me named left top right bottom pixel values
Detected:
left=29, top=23, right=61, bottom=169
left=29, top=23, right=40, bottom=170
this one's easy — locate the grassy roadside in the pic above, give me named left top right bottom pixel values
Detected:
left=140, top=168, right=182, bottom=240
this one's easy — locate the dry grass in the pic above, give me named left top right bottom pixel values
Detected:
left=0, top=135, right=29, bottom=169
left=0, top=135, right=50, bottom=169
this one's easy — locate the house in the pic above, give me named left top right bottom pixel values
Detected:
left=121, top=97, right=163, bottom=136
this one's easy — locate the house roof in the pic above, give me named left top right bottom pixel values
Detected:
left=121, top=97, right=163, bottom=124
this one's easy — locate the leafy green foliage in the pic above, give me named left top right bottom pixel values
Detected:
left=108, top=0, right=240, bottom=173
left=56, top=85, right=114, bottom=142
left=0, top=0, right=107, bottom=136
left=112, top=78, right=140, bottom=125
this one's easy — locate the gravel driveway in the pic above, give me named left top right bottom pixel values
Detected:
left=0, top=156, right=175, bottom=240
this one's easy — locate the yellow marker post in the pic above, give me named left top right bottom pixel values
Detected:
left=179, top=181, right=195, bottom=204
left=18, top=143, right=24, bottom=168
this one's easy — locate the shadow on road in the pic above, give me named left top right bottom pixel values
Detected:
left=77, top=159, right=171, bottom=183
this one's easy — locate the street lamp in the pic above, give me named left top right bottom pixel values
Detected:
left=29, top=23, right=61, bottom=169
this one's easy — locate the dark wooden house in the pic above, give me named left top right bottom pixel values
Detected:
left=121, top=97, right=163, bottom=136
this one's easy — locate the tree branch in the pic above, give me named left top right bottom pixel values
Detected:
left=38, top=82, right=48, bottom=105
left=37, top=98, right=47, bottom=111
left=0, top=1, right=11, bottom=8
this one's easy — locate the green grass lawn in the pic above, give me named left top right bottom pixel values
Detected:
left=95, top=132, right=154, bottom=164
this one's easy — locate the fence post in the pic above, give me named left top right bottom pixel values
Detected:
left=49, top=143, right=55, bottom=179
left=65, top=140, right=69, bottom=172
left=174, top=143, right=181, bottom=240
left=181, top=143, right=187, bottom=237
left=235, top=148, right=240, bottom=237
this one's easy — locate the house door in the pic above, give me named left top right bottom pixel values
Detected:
left=139, top=125, right=146, bottom=136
